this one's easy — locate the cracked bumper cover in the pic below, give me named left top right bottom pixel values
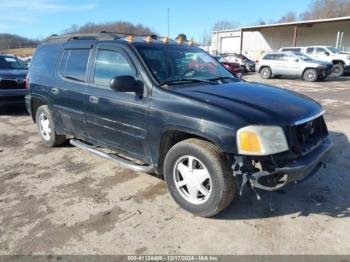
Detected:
left=243, top=139, right=333, bottom=192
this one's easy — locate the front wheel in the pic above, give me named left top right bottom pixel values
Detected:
left=164, top=138, right=236, bottom=217
left=36, top=105, right=66, bottom=147
left=303, top=69, right=318, bottom=82
left=332, top=63, right=345, bottom=77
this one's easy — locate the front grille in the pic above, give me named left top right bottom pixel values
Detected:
left=290, top=116, right=328, bottom=155
left=0, top=79, right=25, bottom=90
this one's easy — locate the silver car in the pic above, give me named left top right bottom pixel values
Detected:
left=256, top=52, right=333, bottom=81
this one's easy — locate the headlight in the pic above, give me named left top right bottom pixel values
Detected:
left=237, top=125, right=289, bottom=155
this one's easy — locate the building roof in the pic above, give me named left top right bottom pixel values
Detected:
left=212, top=16, right=350, bottom=33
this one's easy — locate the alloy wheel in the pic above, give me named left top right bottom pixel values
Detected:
left=173, top=155, right=212, bottom=205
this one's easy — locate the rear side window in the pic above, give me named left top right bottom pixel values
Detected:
left=281, top=48, right=301, bottom=53
left=93, top=50, right=135, bottom=87
left=263, top=54, right=275, bottom=60
left=306, top=48, right=314, bottom=54
left=60, top=49, right=90, bottom=82
left=263, top=54, right=284, bottom=60
left=30, top=45, right=60, bottom=74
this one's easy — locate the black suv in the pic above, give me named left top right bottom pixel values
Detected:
left=0, top=54, right=28, bottom=106
left=26, top=32, right=332, bottom=217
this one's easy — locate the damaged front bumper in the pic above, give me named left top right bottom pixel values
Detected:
left=234, top=138, right=333, bottom=196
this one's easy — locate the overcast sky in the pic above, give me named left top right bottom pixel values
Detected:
left=0, top=0, right=314, bottom=40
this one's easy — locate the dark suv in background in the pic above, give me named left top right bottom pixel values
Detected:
left=26, top=32, right=332, bottom=217
left=0, top=54, right=28, bottom=107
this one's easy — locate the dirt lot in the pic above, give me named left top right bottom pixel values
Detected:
left=0, top=74, right=350, bottom=255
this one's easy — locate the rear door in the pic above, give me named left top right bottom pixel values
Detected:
left=281, top=53, right=300, bottom=76
left=51, top=42, right=93, bottom=137
left=85, top=43, right=151, bottom=162
left=269, top=54, right=285, bottom=75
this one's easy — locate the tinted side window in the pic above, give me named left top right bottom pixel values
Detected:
left=316, top=47, right=326, bottom=54
left=263, top=54, right=275, bottom=60
left=273, top=54, right=285, bottom=61
left=65, top=49, right=90, bottom=82
left=283, top=54, right=296, bottom=61
left=93, top=50, right=135, bottom=87
left=59, top=50, right=69, bottom=77
left=306, top=48, right=314, bottom=54
left=281, top=48, right=301, bottom=52
left=30, top=45, right=60, bottom=74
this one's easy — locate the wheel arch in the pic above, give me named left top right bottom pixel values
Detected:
left=331, top=60, right=345, bottom=65
left=156, top=128, right=230, bottom=176
left=30, top=94, right=49, bottom=123
left=302, top=67, right=317, bottom=76
left=259, top=65, right=271, bottom=73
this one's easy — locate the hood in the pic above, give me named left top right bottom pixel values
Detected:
left=304, top=59, right=332, bottom=67
left=173, top=80, right=322, bottom=126
left=0, top=69, right=28, bottom=79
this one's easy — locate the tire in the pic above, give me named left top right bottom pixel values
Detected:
left=163, top=138, right=236, bottom=217
left=260, top=67, right=272, bottom=79
left=35, top=105, right=66, bottom=147
left=303, top=68, right=318, bottom=82
left=332, top=63, right=345, bottom=77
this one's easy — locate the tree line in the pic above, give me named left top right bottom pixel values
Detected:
left=0, top=33, right=39, bottom=50
left=0, top=21, right=154, bottom=50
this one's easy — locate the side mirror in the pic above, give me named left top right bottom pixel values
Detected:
left=324, top=51, right=330, bottom=56
left=110, top=75, right=142, bottom=94
left=294, top=58, right=299, bottom=62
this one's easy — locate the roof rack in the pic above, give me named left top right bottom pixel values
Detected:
left=100, top=31, right=158, bottom=39
left=44, top=31, right=158, bottom=43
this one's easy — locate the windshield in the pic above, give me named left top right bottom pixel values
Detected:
left=327, top=47, right=338, bottom=54
left=0, top=56, right=28, bottom=69
left=294, top=52, right=312, bottom=61
left=135, top=44, right=233, bottom=85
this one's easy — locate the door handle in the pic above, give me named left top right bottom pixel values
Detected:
left=51, top=87, right=59, bottom=95
left=89, top=96, right=99, bottom=104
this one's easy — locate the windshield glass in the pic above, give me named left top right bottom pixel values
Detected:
left=135, top=44, right=233, bottom=85
left=327, top=47, right=338, bottom=54
left=0, top=56, right=27, bottom=69
left=294, top=52, right=312, bottom=61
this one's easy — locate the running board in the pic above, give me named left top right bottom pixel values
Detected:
left=69, top=139, right=154, bottom=173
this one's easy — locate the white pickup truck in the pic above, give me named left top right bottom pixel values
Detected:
left=279, top=46, right=350, bottom=76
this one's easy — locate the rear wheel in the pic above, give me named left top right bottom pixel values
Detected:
left=164, top=138, right=236, bottom=217
left=260, top=67, right=272, bottom=79
left=303, top=68, right=318, bottom=82
left=332, top=63, right=345, bottom=77
left=36, top=105, right=66, bottom=147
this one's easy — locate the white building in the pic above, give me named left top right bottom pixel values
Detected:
left=211, top=16, right=350, bottom=59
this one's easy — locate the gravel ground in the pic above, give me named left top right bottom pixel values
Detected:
left=0, top=73, right=349, bottom=255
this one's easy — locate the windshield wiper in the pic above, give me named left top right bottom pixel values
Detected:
left=161, top=78, right=214, bottom=86
left=208, top=76, right=236, bottom=81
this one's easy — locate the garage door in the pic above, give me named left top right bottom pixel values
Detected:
left=221, top=37, right=240, bottom=53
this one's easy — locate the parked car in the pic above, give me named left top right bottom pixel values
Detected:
left=213, top=56, right=241, bottom=77
left=26, top=33, right=332, bottom=217
left=279, top=46, right=350, bottom=76
left=221, top=53, right=255, bottom=72
left=256, top=52, right=333, bottom=81
left=0, top=54, right=28, bottom=107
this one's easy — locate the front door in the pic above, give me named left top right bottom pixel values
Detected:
left=85, top=43, right=150, bottom=162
